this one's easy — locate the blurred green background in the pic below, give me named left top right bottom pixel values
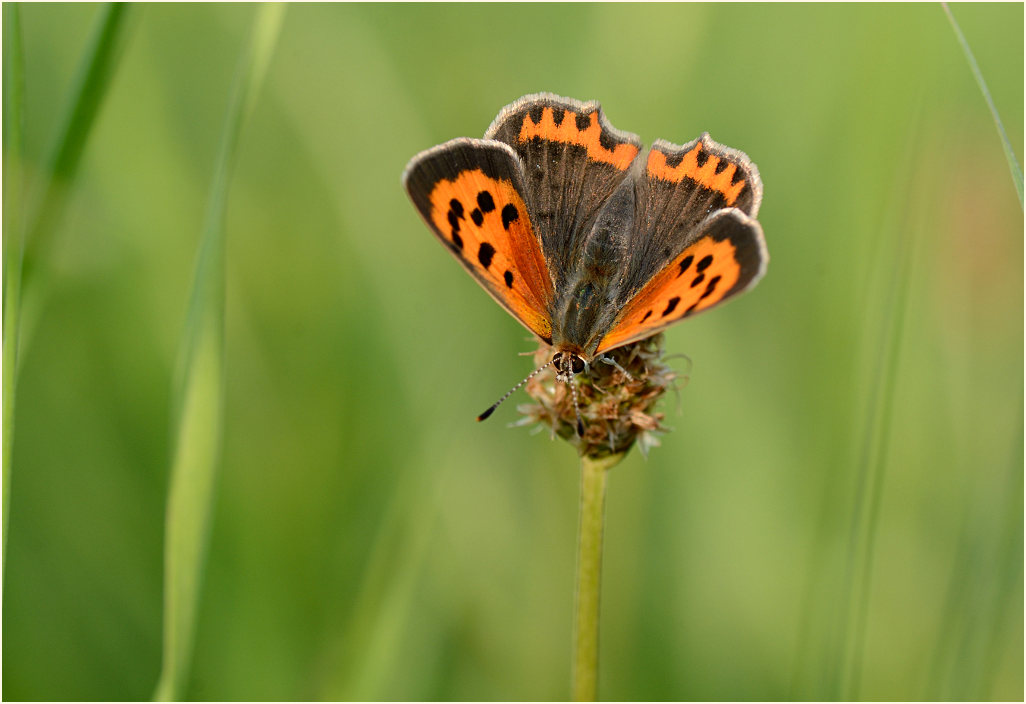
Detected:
left=2, top=3, right=1022, bottom=701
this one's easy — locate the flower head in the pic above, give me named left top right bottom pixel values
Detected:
left=515, top=334, right=680, bottom=459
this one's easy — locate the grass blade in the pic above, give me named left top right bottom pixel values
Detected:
left=843, top=206, right=917, bottom=699
left=828, top=102, right=926, bottom=700
left=4, top=6, right=130, bottom=565
left=152, top=5, right=285, bottom=701
left=21, top=3, right=132, bottom=286
left=2, top=2, right=26, bottom=576
left=941, top=2, right=1024, bottom=209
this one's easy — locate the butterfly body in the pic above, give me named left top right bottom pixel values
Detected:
left=549, top=172, right=638, bottom=357
left=403, top=94, right=767, bottom=411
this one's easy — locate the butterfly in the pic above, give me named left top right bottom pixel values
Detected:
left=402, top=93, right=767, bottom=427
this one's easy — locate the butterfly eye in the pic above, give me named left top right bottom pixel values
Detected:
left=570, top=355, right=585, bottom=374
left=552, top=352, right=564, bottom=364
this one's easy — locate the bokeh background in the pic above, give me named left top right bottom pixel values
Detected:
left=3, top=3, right=1022, bottom=701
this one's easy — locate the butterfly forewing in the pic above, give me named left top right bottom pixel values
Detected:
left=403, top=139, right=555, bottom=342
left=485, top=94, right=643, bottom=293
left=596, top=208, right=767, bottom=354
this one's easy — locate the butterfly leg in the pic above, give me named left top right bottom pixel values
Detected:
left=598, top=355, right=634, bottom=382
left=569, top=376, right=584, bottom=437
left=554, top=352, right=586, bottom=436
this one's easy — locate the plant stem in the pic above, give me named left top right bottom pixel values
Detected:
left=2, top=2, right=25, bottom=577
left=573, top=452, right=624, bottom=701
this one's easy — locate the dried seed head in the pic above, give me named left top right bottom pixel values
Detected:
left=514, top=334, right=680, bottom=459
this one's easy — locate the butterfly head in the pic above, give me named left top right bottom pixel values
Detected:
left=552, top=350, right=587, bottom=384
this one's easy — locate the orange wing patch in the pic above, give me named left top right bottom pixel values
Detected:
left=519, top=107, right=639, bottom=170
left=647, top=143, right=746, bottom=206
left=428, top=168, right=554, bottom=340
left=596, top=236, right=742, bottom=354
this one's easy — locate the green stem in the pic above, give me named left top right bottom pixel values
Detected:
left=572, top=452, right=624, bottom=701
left=2, top=2, right=25, bottom=577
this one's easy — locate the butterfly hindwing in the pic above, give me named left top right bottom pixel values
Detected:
left=596, top=208, right=767, bottom=354
left=484, top=94, right=643, bottom=293
left=403, top=138, right=555, bottom=342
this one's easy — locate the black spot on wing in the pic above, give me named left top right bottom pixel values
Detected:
left=471, top=208, right=484, bottom=226
left=691, top=273, right=705, bottom=288
left=695, top=148, right=709, bottom=167
left=551, top=107, right=565, bottom=127
left=662, top=297, right=681, bottom=317
left=641, top=310, right=652, bottom=323
left=575, top=112, right=591, bottom=131
left=598, top=128, right=617, bottom=152
left=504, top=270, right=514, bottom=288
left=446, top=202, right=464, bottom=250
left=478, top=242, right=495, bottom=268
left=732, top=181, right=750, bottom=206
left=528, top=104, right=544, bottom=125
left=677, top=254, right=694, bottom=278
left=700, top=275, right=721, bottom=300
left=477, top=191, right=495, bottom=213
left=662, top=149, right=685, bottom=168
left=501, top=204, right=519, bottom=230
left=697, top=255, right=713, bottom=272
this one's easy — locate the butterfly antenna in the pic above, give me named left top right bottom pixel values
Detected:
left=477, top=358, right=556, bottom=422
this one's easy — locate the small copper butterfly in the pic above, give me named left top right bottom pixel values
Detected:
left=403, top=93, right=767, bottom=425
